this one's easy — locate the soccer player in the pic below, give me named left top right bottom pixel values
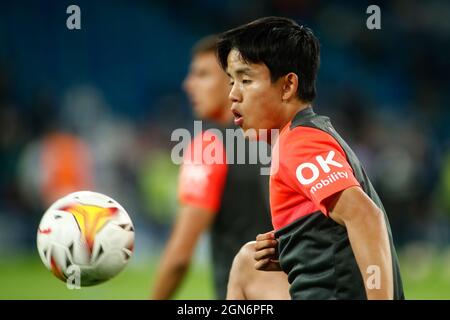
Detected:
left=217, top=17, right=404, bottom=299
left=151, top=36, right=288, bottom=300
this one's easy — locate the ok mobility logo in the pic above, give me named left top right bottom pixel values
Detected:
left=295, top=151, right=348, bottom=194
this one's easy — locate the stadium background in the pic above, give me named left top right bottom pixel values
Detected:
left=0, top=0, right=449, bottom=299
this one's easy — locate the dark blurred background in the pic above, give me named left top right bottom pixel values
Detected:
left=0, top=0, right=449, bottom=299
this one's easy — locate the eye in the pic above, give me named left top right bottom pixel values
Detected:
left=242, top=79, right=252, bottom=84
left=229, top=80, right=235, bottom=86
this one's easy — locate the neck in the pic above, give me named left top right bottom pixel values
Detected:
left=266, top=102, right=311, bottom=146
left=278, top=101, right=311, bottom=131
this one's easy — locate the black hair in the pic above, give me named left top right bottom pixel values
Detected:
left=217, top=16, right=320, bottom=102
left=191, top=35, right=218, bottom=57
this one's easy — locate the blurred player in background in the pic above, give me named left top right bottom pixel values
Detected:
left=151, top=36, right=288, bottom=299
left=218, top=17, right=404, bottom=299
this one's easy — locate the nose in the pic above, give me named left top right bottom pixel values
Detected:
left=229, top=83, right=242, bottom=103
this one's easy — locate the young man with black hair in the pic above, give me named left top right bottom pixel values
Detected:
left=151, top=36, right=289, bottom=300
left=218, top=17, right=404, bottom=300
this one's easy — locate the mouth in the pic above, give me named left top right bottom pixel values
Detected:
left=232, top=109, right=243, bottom=127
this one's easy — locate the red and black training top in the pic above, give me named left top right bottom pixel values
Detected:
left=270, top=107, right=404, bottom=300
left=179, top=123, right=272, bottom=299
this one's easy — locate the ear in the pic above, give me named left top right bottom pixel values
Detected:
left=281, top=73, right=299, bottom=102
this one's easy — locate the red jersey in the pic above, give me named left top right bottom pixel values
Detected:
left=176, top=127, right=273, bottom=299
left=270, top=123, right=360, bottom=230
left=178, top=130, right=228, bottom=212
left=269, top=107, right=404, bottom=300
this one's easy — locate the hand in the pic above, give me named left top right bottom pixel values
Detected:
left=254, top=231, right=282, bottom=272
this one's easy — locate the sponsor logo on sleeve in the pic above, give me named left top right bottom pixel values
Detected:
left=296, top=151, right=349, bottom=194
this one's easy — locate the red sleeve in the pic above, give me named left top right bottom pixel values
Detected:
left=283, top=126, right=360, bottom=215
left=178, top=131, right=228, bottom=213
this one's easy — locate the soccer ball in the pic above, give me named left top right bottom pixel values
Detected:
left=36, top=191, right=135, bottom=287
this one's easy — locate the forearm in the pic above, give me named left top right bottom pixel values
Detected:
left=151, top=205, right=213, bottom=299
left=151, top=249, right=190, bottom=299
left=345, top=208, right=393, bottom=299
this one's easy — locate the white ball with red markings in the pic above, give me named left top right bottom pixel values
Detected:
left=36, top=191, right=135, bottom=286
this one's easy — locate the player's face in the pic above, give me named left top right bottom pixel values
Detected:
left=226, top=49, right=287, bottom=139
left=183, top=52, right=230, bottom=120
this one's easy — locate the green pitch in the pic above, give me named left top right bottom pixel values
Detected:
left=1, top=251, right=450, bottom=300
left=0, top=255, right=213, bottom=300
